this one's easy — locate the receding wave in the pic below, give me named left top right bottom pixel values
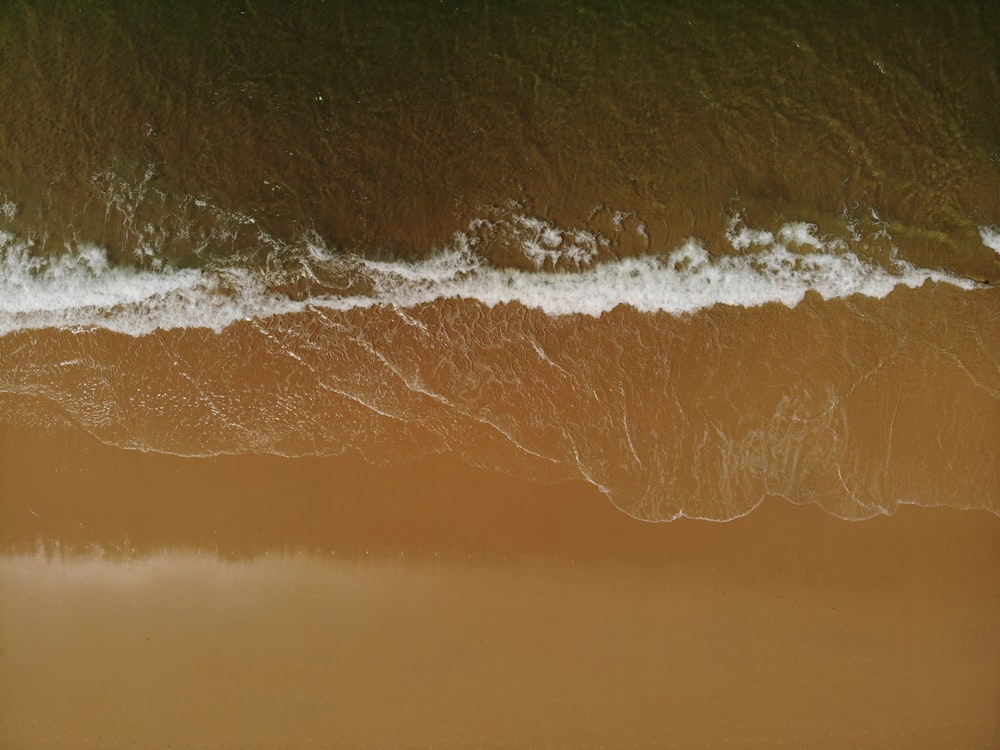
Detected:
left=0, top=213, right=983, bottom=336
left=2, top=204, right=997, bottom=523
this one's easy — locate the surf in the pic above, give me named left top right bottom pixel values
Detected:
left=0, top=213, right=987, bottom=337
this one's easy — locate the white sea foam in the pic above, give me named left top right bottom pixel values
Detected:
left=0, top=231, right=303, bottom=335
left=0, top=199, right=17, bottom=222
left=0, top=220, right=982, bottom=337
left=509, top=214, right=604, bottom=269
left=725, top=217, right=773, bottom=251
left=979, top=225, right=1000, bottom=256
left=385, top=240, right=972, bottom=317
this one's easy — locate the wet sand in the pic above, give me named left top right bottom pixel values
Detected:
left=2, top=422, right=999, bottom=748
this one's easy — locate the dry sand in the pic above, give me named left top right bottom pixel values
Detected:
left=2, top=421, right=999, bottom=748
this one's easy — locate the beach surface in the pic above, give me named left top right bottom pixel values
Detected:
left=2, top=422, right=998, bottom=749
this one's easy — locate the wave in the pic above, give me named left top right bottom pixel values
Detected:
left=0, top=213, right=985, bottom=337
left=2, top=211, right=997, bottom=522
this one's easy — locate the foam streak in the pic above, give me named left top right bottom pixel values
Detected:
left=0, top=222, right=982, bottom=337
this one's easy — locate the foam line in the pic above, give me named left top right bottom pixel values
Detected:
left=0, top=222, right=982, bottom=337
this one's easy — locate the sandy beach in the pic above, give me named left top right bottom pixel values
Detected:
left=2, top=421, right=998, bottom=748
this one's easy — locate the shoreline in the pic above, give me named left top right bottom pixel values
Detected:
left=3, top=417, right=999, bottom=561
left=3, top=424, right=1000, bottom=748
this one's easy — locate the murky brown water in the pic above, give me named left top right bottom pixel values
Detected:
left=1, top=0, right=998, bottom=272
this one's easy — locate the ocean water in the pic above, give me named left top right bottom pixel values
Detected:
left=1, top=0, right=998, bottom=521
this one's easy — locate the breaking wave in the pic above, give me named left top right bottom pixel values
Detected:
left=0, top=213, right=982, bottom=337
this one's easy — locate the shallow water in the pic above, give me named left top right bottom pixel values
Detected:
left=2, top=0, right=998, bottom=519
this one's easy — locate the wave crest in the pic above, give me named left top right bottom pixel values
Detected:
left=0, top=212, right=981, bottom=336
